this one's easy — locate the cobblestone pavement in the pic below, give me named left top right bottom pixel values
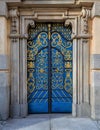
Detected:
left=0, top=114, right=100, bottom=130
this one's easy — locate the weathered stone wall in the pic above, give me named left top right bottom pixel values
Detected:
left=91, top=2, right=100, bottom=120
left=0, top=17, right=9, bottom=120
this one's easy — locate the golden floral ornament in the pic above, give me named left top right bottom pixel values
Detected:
left=39, top=69, right=45, bottom=73
left=65, top=62, right=72, bottom=68
left=28, top=62, right=35, bottom=69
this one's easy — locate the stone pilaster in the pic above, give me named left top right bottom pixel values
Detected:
left=9, top=8, right=20, bottom=118
left=19, top=17, right=35, bottom=117
left=76, top=7, right=91, bottom=117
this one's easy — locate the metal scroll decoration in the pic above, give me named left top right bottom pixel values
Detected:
left=27, top=23, right=73, bottom=113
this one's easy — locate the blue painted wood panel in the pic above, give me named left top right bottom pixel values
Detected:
left=27, top=23, right=72, bottom=113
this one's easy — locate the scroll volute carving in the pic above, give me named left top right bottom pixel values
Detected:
left=65, top=20, right=72, bottom=27
left=65, top=19, right=75, bottom=39
left=24, top=20, right=35, bottom=39
left=29, top=21, right=35, bottom=28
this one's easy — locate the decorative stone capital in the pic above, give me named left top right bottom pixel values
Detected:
left=9, top=8, right=19, bottom=18
left=80, top=7, right=91, bottom=35
left=81, top=7, right=91, bottom=19
left=9, top=8, right=19, bottom=37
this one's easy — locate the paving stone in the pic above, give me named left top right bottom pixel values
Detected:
left=1, top=115, right=99, bottom=130
left=51, top=117, right=99, bottom=130
left=2, top=116, right=50, bottom=130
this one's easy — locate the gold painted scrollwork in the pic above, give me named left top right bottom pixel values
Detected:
left=64, top=70, right=72, bottom=95
left=64, top=50, right=72, bottom=61
left=65, top=62, right=72, bottom=69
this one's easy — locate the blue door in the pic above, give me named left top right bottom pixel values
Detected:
left=27, top=23, right=73, bottom=113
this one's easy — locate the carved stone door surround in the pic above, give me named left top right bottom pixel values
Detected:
left=9, top=7, right=92, bottom=118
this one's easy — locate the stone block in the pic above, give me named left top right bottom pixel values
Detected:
left=0, top=1, right=8, bottom=17
left=92, top=17, right=100, bottom=54
left=20, top=103, right=28, bottom=117
left=0, top=17, right=7, bottom=55
left=0, top=72, right=9, bottom=120
left=91, top=85, right=100, bottom=119
left=91, top=71, right=100, bottom=87
left=0, top=55, right=8, bottom=70
left=0, top=72, right=9, bottom=88
left=72, top=103, right=77, bottom=117
left=91, top=54, right=100, bottom=69
left=0, top=87, right=9, bottom=120
left=91, top=71, right=100, bottom=119
left=10, top=103, right=28, bottom=118
left=92, top=2, right=100, bottom=18
left=10, top=104, right=20, bottom=118
left=76, top=103, right=91, bottom=117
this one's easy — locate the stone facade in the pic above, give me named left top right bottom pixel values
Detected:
left=0, top=0, right=100, bottom=120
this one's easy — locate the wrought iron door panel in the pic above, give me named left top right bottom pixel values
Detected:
left=27, top=24, right=49, bottom=113
left=27, top=23, right=72, bottom=113
left=51, top=24, right=72, bottom=112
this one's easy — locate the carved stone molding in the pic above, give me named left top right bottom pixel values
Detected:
left=8, top=6, right=92, bottom=118
left=65, top=18, right=77, bottom=39
left=29, top=21, right=35, bottom=28
left=72, top=34, right=92, bottom=39
left=65, top=19, right=72, bottom=27
left=9, top=34, right=28, bottom=39
left=81, top=7, right=91, bottom=35
left=9, top=8, right=19, bottom=18
left=9, top=8, right=19, bottom=35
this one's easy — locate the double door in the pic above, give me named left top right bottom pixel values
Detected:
left=27, top=23, right=73, bottom=113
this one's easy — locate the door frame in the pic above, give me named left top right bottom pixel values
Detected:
left=9, top=7, right=91, bottom=117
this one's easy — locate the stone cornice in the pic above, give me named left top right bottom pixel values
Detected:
left=4, top=0, right=95, bottom=8
left=0, top=0, right=96, bottom=18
